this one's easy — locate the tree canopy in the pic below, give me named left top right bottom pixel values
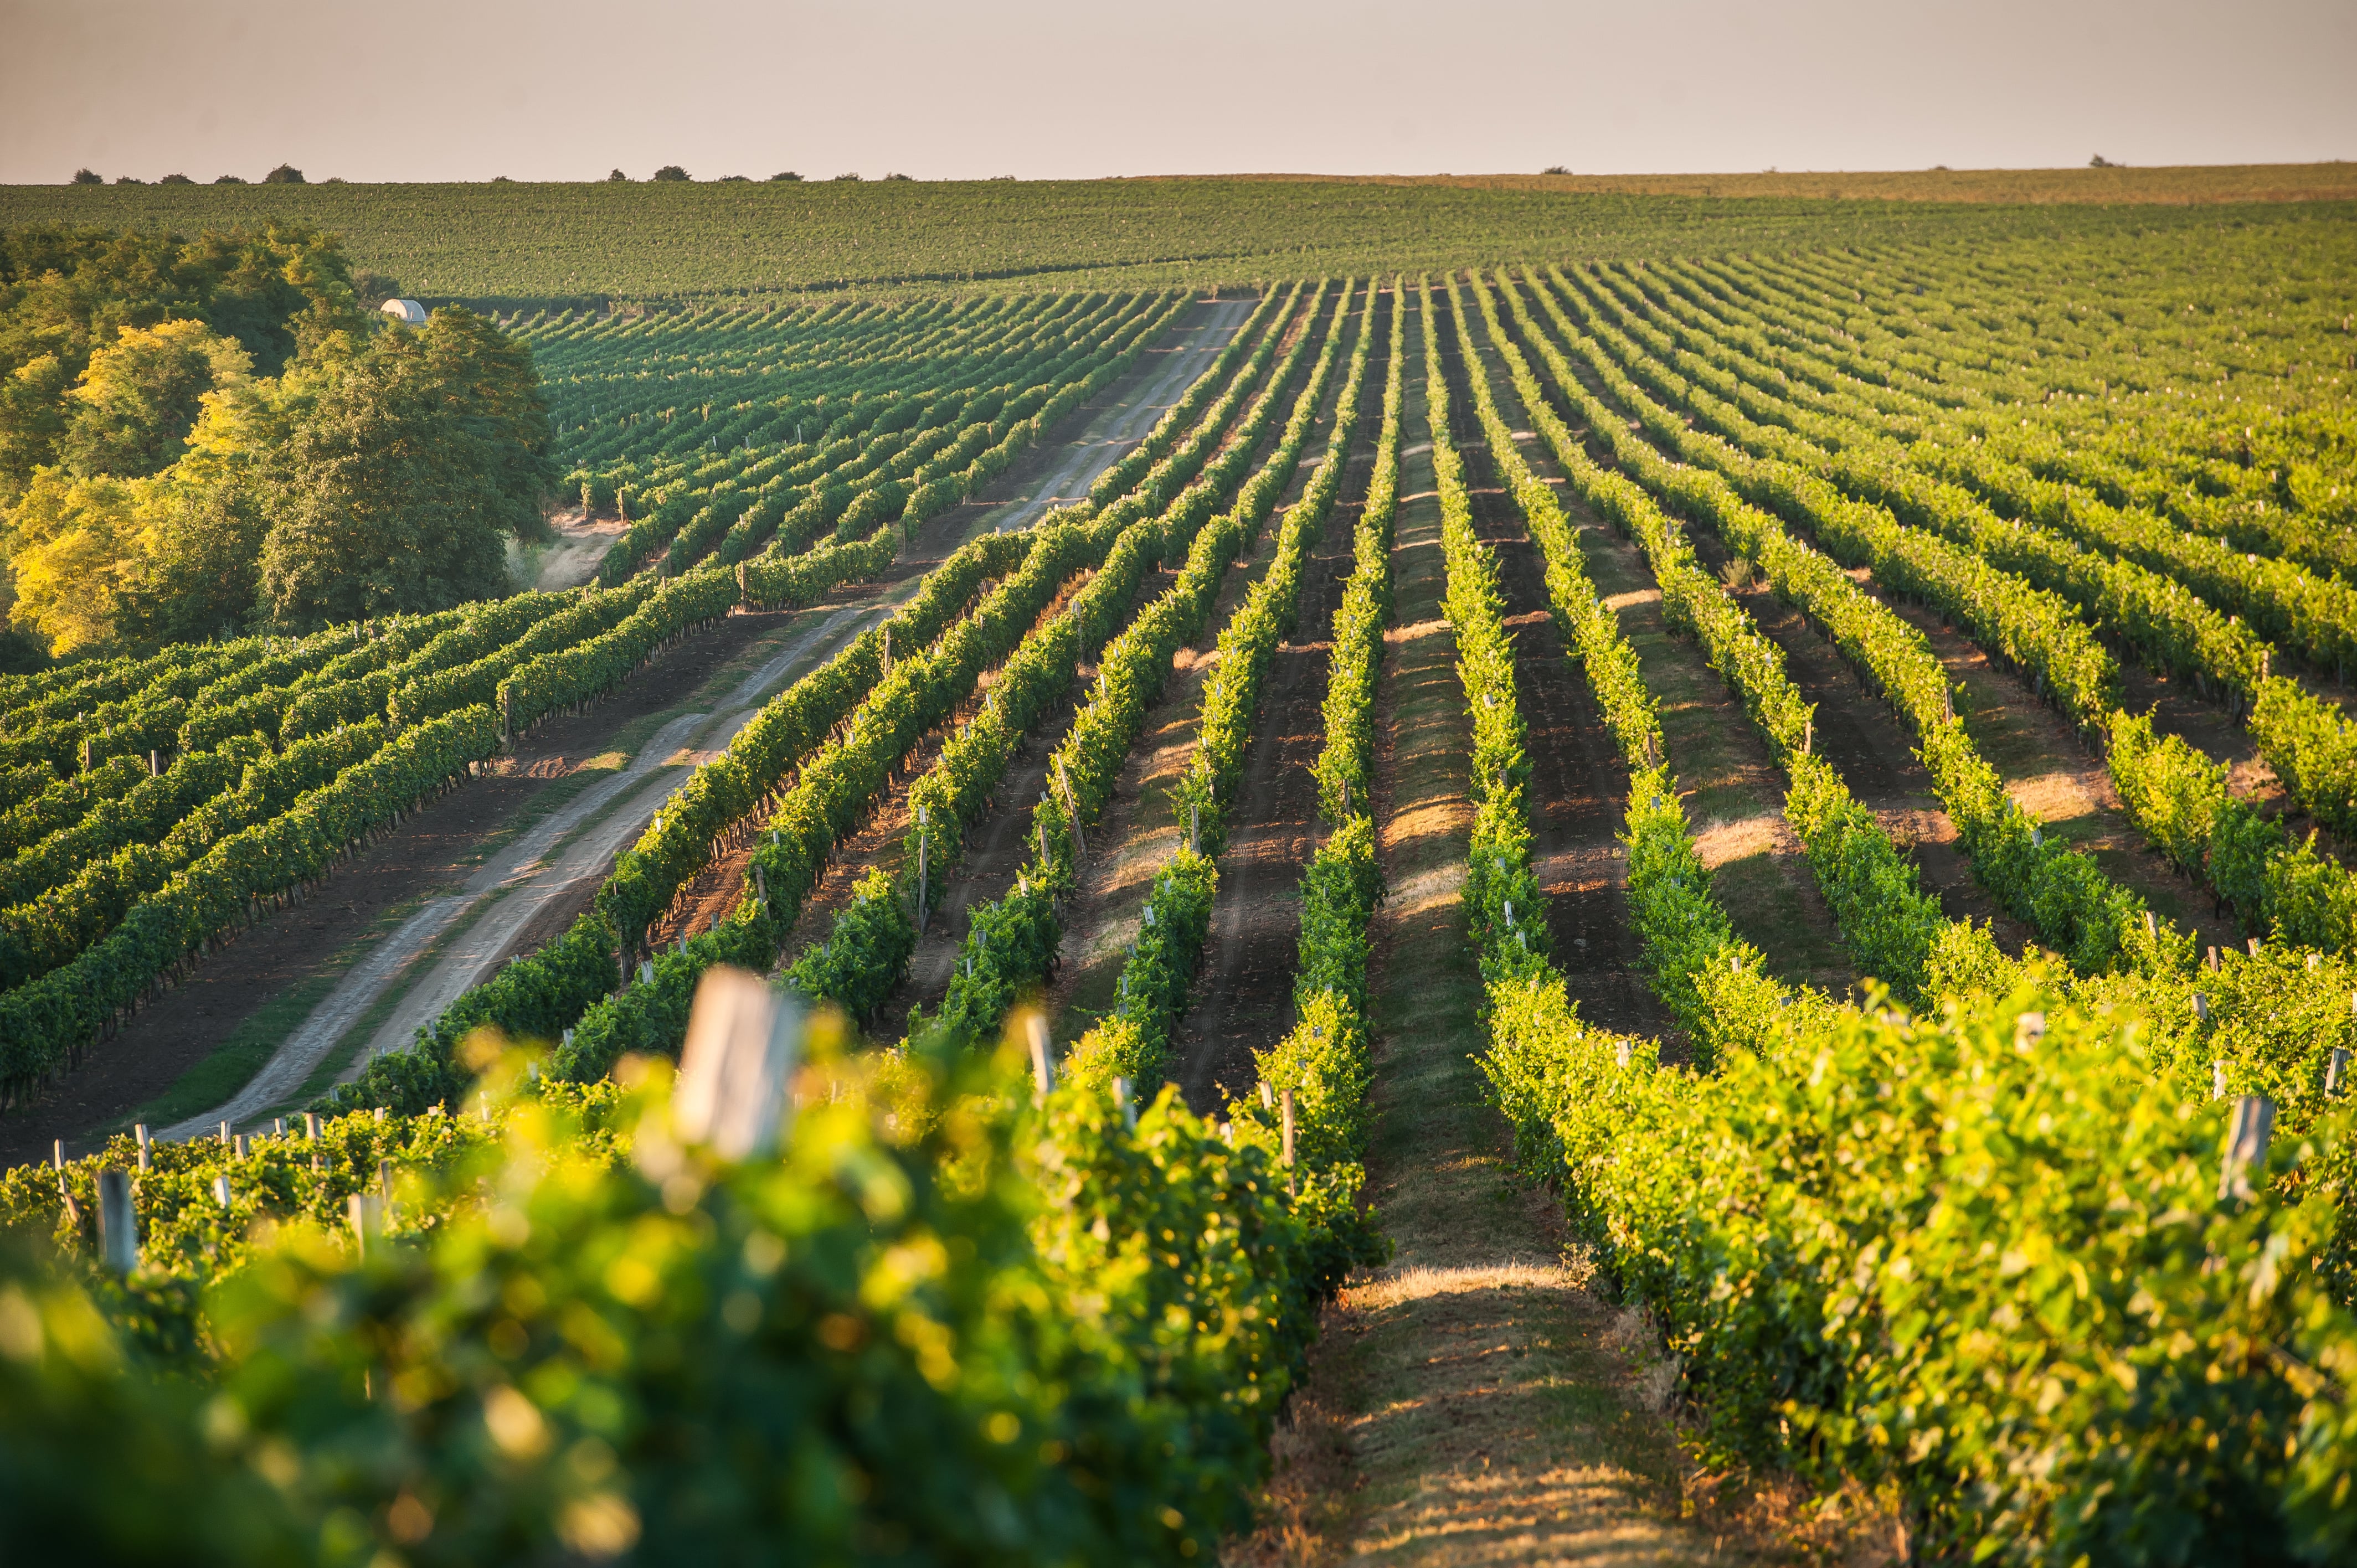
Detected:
left=257, top=309, right=554, bottom=626
left=0, top=224, right=366, bottom=498
left=0, top=227, right=554, bottom=655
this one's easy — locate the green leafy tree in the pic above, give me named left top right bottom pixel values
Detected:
left=651, top=164, right=689, bottom=182
left=257, top=308, right=554, bottom=626
left=70, top=169, right=100, bottom=185
left=263, top=164, right=306, bottom=184
left=56, top=318, right=250, bottom=478
left=119, top=476, right=268, bottom=644
left=0, top=225, right=363, bottom=494
left=0, top=355, right=71, bottom=484
left=605, top=168, right=627, bottom=182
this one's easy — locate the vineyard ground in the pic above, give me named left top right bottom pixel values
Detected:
left=1164, top=421, right=1364, bottom=1111
left=1525, top=467, right=1855, bottom=1004
left=1667, top=527, right=2025, bottom=951
left=1243, top=345, right=1746, bottom=1564
left=1869, top=573, right=2245, bottom=954
left=1466, top=325, right=1858, bottom=1005
left=699, top=563, right=1102, bottom=1024
left=2113, top=657, right=2357, bottom=881
left=1442, top=318, right=1668, bottom=1044
left=1041, top=305, right=1341, bottom=1101
left=1040, top=486, right=1294, bottom=1090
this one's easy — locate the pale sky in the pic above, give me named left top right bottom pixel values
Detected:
left=5, top=0, right=2352, bottom=185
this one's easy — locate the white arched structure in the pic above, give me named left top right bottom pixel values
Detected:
left=379, top=298, right=428, bottom=326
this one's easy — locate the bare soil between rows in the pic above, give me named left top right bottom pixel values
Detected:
left=1464, top=326, right=1856, bottom=1015
left=1028, top=292, right=1334, bottom=1090
left=1164, top=310, right=1377, bottom=1110
left=1438, top=320, right=1670, bottom=1044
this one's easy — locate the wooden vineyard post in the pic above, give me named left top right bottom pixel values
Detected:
left=1057, top=761, right=1084, bottom=861
left=135, top=1124, right=150, bottom=1173
left=97, top=1170, right=136, bottom=1274
left=915, top=806, right=929, bottom=933
left=499, top=687, right=511, bottom=745
left=1281, top=1088, right=1296, bottom=1196
left=2220, top=1095, right=2276, bottom=1202
left=1027, top=1014, right=1055, bottom=1100
left=737, top=560, right=748, bottom=611
left=348, top=1194, right=375, bottom=1260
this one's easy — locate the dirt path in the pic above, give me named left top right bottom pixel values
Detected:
left=1241, top=314, right=1741, bottom=1564
left=163, top=581, right=929, bottom=1142
left=528, top=512, right=627, bottom=591
left=3, top=607, right=789, bottom=1165
left=969, top=296, right=1257, bottom=534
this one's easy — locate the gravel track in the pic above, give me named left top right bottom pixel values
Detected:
left=972, top=297, right=1255, bottom=534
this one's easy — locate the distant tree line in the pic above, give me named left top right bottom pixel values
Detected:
left=75, top=165, right=315, bottom=186
left=69, top=164, right=934, bottom=188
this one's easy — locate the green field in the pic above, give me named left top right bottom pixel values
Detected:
left=6, top=170, right=2353, bottom=303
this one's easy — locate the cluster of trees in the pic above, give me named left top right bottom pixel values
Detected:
left=0, top=226, right=554, bottom=663
left=605, top=169, right=819, bottom=183
left=71, top=166, right=311, bottom=186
